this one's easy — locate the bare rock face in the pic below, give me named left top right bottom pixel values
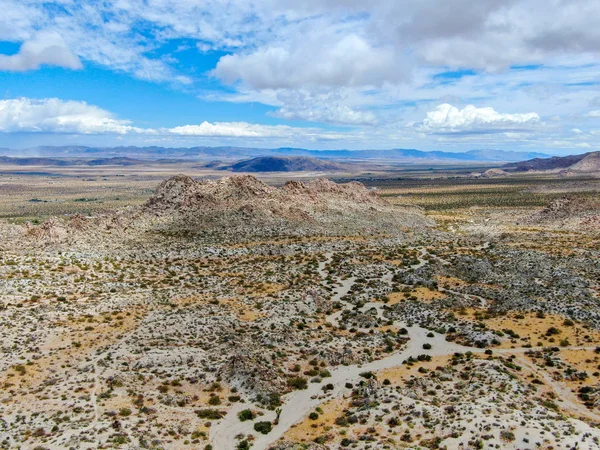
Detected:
left=142, top=174, right=432, bottom=235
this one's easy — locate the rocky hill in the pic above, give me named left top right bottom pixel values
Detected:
left=20, top=175, right=431, bottom=245
left=527, top=196, right=600, bottom=228
left=504, top=151, right=599, bottom=173
left=229, top=156, right=346, bottom=172
left=142, top=174, right=431, bottom=235
left=568, top=152, right=600, bottom=173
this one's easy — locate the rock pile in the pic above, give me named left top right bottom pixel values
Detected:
left=21, top=175, right=432, bottom=246
left=142, top=174, right=431, bottom=236
left=527, top=196, right=600, bottom=227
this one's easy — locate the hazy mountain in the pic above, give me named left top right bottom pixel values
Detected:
left=0, top=156, right=78, bottom=166
left=0, top=156, right=172, bottom=166
left=229, top=156, right=346, bottom=172
left=465, top=149, right=550, bottom=161
left=2, top=145, right=553, bottom=163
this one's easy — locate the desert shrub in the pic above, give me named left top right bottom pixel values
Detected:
left=253, top=421, right=272, bottom=434
left=238, top=409, right=255, bottom=422
left=195, top=409, right=223, bottom=420
left=287, top=376, right=308, bottom=390
left=500, top=430, right=516, bottom=442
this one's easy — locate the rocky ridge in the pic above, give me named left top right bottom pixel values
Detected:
left=142, top=174, right=431, bottom=235
left=18, top=175, right=431, bottom=247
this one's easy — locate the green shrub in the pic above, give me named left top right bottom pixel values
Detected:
left=195, top=409, right=223, bottom=420
left=238, top=409, right=255, bottom=422
left=253, top=421, right=272, bottom=434
left=287, top=376, right=308, bottom=390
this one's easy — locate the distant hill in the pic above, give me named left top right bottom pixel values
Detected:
left=1, top=146, right=552, bottom=163
left=0, top=156, right=178, bottom=166
left=465, top=149, right=549, bottom=161
left=504, top=151, right=599, bottom=173
left=568, top=152, right=600, bottom=172
left=229, top=156, right=346, bottom=172
left=86, top=157, right=147, bottom=166
left=0, top=156, right=76, bottom=166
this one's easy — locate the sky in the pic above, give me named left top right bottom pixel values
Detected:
left=0, top=0, right=600, bottom=154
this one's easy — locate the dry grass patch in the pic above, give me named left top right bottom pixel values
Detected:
left=284, top=397, right=347, bottom=443
left=460, top=311, right=600, bottom=349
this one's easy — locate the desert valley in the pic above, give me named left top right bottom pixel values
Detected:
left=0, top=152, right=599, bottom=450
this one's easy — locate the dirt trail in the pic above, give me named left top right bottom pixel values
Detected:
left=210, top=246, right=598, bottom=449
left=211, top=248, right=466, bottom=449
left=509, top=352, right=600, bottom=422
left=210, top=324, right=468, bottom=450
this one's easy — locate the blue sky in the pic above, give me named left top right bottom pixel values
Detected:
left=1, top=1, right=600, bottom=153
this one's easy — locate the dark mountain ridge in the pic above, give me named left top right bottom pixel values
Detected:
left=503, top=151, right=600, bottom=172
left=228, top=156, right=346, bottom=172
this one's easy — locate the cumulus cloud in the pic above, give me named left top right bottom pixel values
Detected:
left=270, top=91, right=377, bottom=125
left=5, top=1, right=600, bottom=81
left=213, top=33, right=408, bottom=89
left=0, top=97, right=353, bottom=141
left=416, top=103, right=540, bottom=133
left=4, top=1, right=600, bottom=149
left=0, top=98, right=150, bottom=134
left=0, top=32, right=82, bottom=71
left=588, top=110, right=600, bottom=118
left=274, top=103, right=376, bottom=126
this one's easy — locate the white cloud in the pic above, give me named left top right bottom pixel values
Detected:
left=416, top=103, right=540, bottom=133
left=5, top=1, right=600, bottom=82
left=0, top=32, right=82, bottom=71
left=0, top=98, right=150, bottom=134
left=270, top=91, right=377, bottom=125
left=167, top=121, right=358, bottom=141
left=168, top=122, right=295, bottom=138
left=0, top=97, right=356, bottom=141
left=3, top=1, right=600, bottom=150
left=213, top=33, right=408, bottom=89
left=274, top=103, right=376, bottom=126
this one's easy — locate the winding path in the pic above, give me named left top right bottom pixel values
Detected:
left=210, top=244, right=597, bottom=449
left=210, top=325, right=469, bottom=449
left=210, top=248, right=463, bottom=449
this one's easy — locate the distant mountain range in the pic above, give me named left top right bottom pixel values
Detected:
left=0, top=146, right=552, bottom=163
left=504, top=151, right=600, bottom=173
left=0, top=156, right=168, bottom=167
